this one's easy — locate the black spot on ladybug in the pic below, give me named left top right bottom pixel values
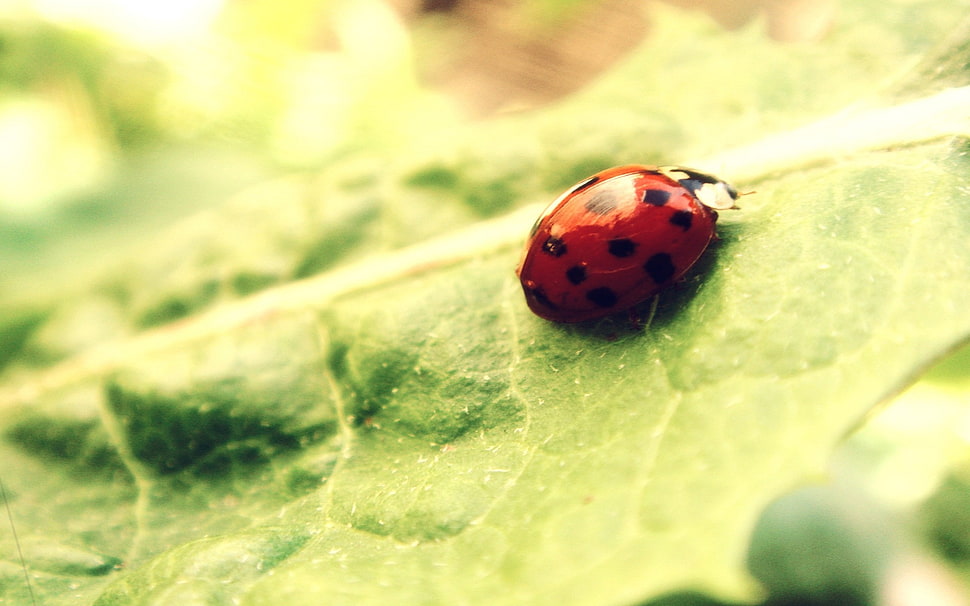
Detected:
left=586, top=287, right=618, bottom=308
left=566, top=265, right=587, bottom=285
left=607, top=238, right=637, bottom=258
left=644, top=253, right=675, bottom=283
left=669, top=210, right=693, bottom=231
left=584, top=191, right=618, bottom=215
left=642, top=189, right=671, bottom=206
left=529, top=287, right=558, bottom=309
left=542, top=236, right=567, bottom=257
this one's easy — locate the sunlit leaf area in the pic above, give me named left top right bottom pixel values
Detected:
left=1, top=0, right=969, bottom=605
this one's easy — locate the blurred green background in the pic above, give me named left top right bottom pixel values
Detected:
left=1, top=0, right=451, bottom=301
left=0, top=0, right=843, bottom=302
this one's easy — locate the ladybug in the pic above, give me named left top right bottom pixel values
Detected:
left=516, top=165, right=740, bottom=323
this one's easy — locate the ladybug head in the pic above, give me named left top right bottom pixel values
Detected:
left=659, top=166, right=741, bottom=211
left=697, top=179, right=741, bottom=210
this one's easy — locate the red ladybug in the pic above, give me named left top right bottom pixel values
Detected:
left=516, top=165, right=740, bottom=323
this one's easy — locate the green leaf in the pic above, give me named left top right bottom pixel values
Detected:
left=2, top=2, right=970, bottom=605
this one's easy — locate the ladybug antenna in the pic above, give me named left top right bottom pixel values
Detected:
left=730, top=189, right=756, bottom=210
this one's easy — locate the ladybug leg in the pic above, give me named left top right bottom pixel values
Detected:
left=642, top=295, right=659, bottom=331
left=628, top=295, right=659, bottom=331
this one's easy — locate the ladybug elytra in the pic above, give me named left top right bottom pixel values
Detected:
left=516, top=165, right=739, bottom=323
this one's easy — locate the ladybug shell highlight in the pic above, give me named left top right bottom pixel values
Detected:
left=516, top=165, right=739, bottom=323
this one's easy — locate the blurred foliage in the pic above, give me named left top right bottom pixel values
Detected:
left=0, top=20, right=167, bottom=148
left=0, top=0, right=455, bottom=305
